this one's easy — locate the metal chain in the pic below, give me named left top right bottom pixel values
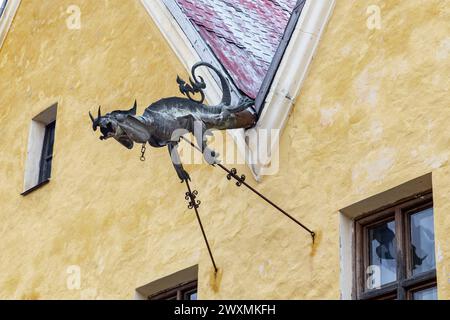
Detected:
left=140, top=143, right=147, bottom=162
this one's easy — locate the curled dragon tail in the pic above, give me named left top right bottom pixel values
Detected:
left=177, top=62, right=232, bottom=107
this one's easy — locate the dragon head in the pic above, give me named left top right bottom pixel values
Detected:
left=89, top=100, right=138, bottom=149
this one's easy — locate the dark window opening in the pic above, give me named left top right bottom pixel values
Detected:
left=148, top=280, right=198, bottom=300
left=355, top=191, right=437, bottom=300
left=38, top=121, right=56, bottom=184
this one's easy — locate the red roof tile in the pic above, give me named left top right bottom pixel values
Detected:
left=174, top=0, right=298, bottom=98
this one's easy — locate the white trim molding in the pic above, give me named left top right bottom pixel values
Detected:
left=0, top=0, right=21, bottom=51
left=140, top=0, right=335, bottom=181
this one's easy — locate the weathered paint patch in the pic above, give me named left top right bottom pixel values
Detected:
left=320, top=104, right=341, bottom=127
left=436, top=37, right=450, bottom=61
left=352, top=148, right=396, bottom=184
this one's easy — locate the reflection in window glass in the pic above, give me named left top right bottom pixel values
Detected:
left=410, top=208, right=435, bottom=275
left=413, top=286, right=437, bottom=300
left=183, top=289, right=197, bottom=300
left=189, top=292, right=198, bottom=300
left=369, top=220, right=397, bottom=286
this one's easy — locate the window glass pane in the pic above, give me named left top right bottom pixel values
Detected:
left=413, top=286, right=437, bottom=300
left=410, top=207, right=435, bottom=275
left=183, top=289, right=197, bottom=300
left=368, top=220, right=397, bottom=287
left=189, top=292, right=198, bottom=300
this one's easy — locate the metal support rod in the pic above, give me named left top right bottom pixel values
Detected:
left=180, top=136, right=315, bottom=242
left=184, top=179, right=218, bottom=273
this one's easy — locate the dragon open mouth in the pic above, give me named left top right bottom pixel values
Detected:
left=99, top=122, right=134, bottom=149
left=100, top=122, right=115, bottom=140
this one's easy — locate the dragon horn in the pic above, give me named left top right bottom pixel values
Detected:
left=98, top=106, right=102, bottom=118
left=129, top=100, right=137, bottom=115
left=89, top=111, right=95, bottom=123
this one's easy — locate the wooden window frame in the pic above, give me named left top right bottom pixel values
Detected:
left=354, top=191, right=436, bottom=300
left=407, top=280, right=438, bottom=300
left=148, top=280, right=197, bottom=300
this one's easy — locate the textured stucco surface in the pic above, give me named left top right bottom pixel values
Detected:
left=0, top=0, right=449, bottom=299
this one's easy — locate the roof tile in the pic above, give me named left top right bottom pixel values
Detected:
left=174, top=0, right=297, bottom=98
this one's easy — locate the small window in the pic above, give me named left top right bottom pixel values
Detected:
left=135, top=265, right=198, bottom=300
left=149, top=280, right=198, bottom=300
left=22, top=104, right=57, bottom=195
left=355, top=191, right=437, bottom=300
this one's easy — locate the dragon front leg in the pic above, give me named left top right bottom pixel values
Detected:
left=168, top=143, right=191, bottom=182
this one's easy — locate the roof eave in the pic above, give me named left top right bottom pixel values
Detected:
left=254, top=0, right=307, bottom=117
left=245, top=0, right=336, bottom=180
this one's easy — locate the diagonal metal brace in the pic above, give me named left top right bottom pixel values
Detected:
left=184, top=179, right=218, bottom=273
left=180, top=136, right=315, bottom=243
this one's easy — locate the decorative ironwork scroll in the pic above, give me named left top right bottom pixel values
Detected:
left=180, top=136, right=316, bottom=242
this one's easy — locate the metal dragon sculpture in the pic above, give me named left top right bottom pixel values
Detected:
left=89, top=62, right=256, bottom=182
left=89, top=63, right=315, bottom=271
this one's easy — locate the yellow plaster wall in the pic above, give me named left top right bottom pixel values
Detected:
left=0, top=0, right=448, bottom=299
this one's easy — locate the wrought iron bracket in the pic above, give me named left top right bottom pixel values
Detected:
left=184, top=180, right=218, bottom=273
left=226, top=168, right=246, bottom=187
left=185, top=189, right=201, bottom=210
left=180, top=136, right=315, bottom=243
